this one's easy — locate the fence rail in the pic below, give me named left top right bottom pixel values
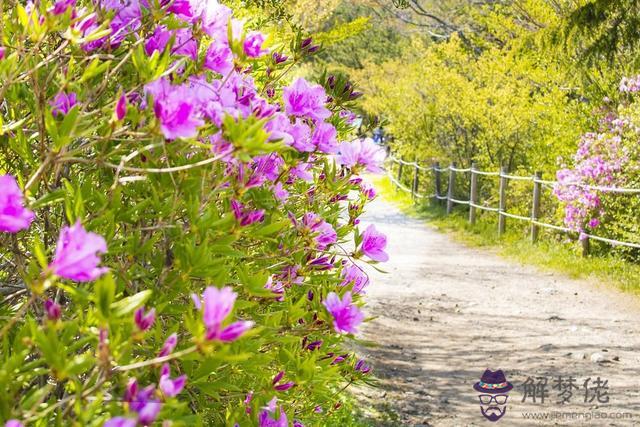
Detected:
left=386, top=156, right=640, bottom=254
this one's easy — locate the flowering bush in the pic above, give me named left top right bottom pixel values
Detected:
left=0, top=0, right=387, bottom=425
left=554, top=76, right=640, bottom=248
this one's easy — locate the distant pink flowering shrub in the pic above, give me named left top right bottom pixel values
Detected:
left=554, top=75, right=640, bottom=247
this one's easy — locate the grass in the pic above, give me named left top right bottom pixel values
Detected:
left=372, top=175, right=640, bottom=295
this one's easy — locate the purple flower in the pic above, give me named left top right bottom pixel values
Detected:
left=124, top=379, right=162, bottom=425
left=197, top=286, right=253, bottom=342
left=272, top=371, right=296, bottom=391
left=283, top=78, right=331, bottom=122
left=360, top=181, right=376, bottom=200
left=294, top=421, right=305, bottom=427
left=323, top=291, right=364, bottom=334
left=360, top=224, right=388, bottom=262
left=300, top=213, right=337, bottom=250
left=49, top=221, right=108, bottom=282
left=44, top=299, right=61, bottom=321
left=159, top=363, right=186, bottom=397
left=145, top=25, right=198, bottom=60
left=144, top=77, right=204, bottom=140
left=4, top=420, right=24, bottom=427
left=158, top=333, right=177, bottom=357
left=338, top=137, right=386, bottom=174
left=0, top=175, right=35, bottom=233
left=0, top=46, right=5, bottom=60
left=272, top=182, right=289, bottom=203
left=289, top=120, right=315, bottom=152
left=272, top=371, right=285, bottom=385
left=134, top=306, right=156, bottom=331
left=51, top=0, right=76, bottom=15
left=50, top=92, right=78, bottom=117
left=312, top=122, right=338, bottom=153
left=340, top=263, right=369, bottom=294
left=274, top=381, right=295, bottom=391
left=103, top=417, right=137, bottom=427
left=306, top=340, right=322, bottom=351
left=272, top=52, right=288, bottom=64
left=231, top=200, right=265, bottom=226
left=204, top=41, right=234, bottom=75
left=244, top=31, right=267, bottom=58
left=258, top=398, right=288, bottom=427
left=115, top=92, right=127, bottom=121
left=355, top=358, right=371, bottom=374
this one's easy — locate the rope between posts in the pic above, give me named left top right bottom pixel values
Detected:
left=499, top=211, right=531, bottom=221
left=449, top=166, right=471, bottom=173
left=469, top=202, right=500, bottom=212
left=450, top=198, right=470, bottom=205
left=387, top=172, right=413, bottom=194
left=501, top=173, right=534, bottom=182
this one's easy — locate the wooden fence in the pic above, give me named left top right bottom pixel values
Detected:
left=386, top=156, right=640, bottom=256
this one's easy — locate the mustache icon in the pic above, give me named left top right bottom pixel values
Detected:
left=483, top=406, right=504, bottom=415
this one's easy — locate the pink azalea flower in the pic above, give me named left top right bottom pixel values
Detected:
left=300, top=213, right=337, bottom=250
left=51, top=0, right=75, bottom=15
left=0, top=175, right=35, bottom=233
left=289, top=120, right=315, bottom=152
left=337, top=137, right=386, bottom=174
left=360, top=181, right=376, bottom=200
left=204, top=41, right=234, bottom=75
left=312, top=122, right=338, bottom=153
left=134, top=306, right=156, bottom=331
left=355, top=358, right=371, bottom=374
left=159, top=363, right=186, bottom=397
left=158, top=333, right=178, bottom=357
left=104, top=417, right=137, bottom=427
left=283, top=78, right=331, bottom=123
left=244, top=31, right=267, bottom=57
left=145, top=77, right=204, bottom=140
left=49, top=221, right=108, bottom=282
left=44, top=299, right=62, bottom=321
left=50, top=92, right=78, bottom=117
left=197, top=286, right=253, bottom=342
left=145, top=25, right=198, bottom=60
left=115, top=92, right=127, bottom=121
left=5, top=420, right=23, bottom=427
left=258, top=398, right=288, bottom=427
left=271, top=371, right=296, bottom=391
left=323, top=291, right=364, bottom=334
left=200, top=1, right=233, bottom=39
left=340, top=263, right=369, bottom=294
left=124, top=379, right=162, bottom=425
left=231, top=199, right=265, bottom=226
left=360, top=224, right=388, bottom=262
left=272, top=182, right=289, bottom=203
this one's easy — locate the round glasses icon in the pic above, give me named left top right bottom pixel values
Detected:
left=478, top=394, right=509, bottom=405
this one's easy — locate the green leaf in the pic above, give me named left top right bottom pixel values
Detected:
left=110, top=290, right=152, bottom=317
left=94, top=274, right=116, bottom=322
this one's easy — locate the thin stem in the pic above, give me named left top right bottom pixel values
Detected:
left=112, top=345, right=198, bottom=372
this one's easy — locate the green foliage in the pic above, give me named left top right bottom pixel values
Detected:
left=0, top=0, right=379, bottom=425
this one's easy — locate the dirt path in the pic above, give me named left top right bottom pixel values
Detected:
left=355, top=197, right=640, bottom=426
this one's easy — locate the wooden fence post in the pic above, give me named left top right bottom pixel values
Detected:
left=412, top=160, right=420, bottom=201
left=434, top=161, right=442, bottom=205
left=469, top=162, right=478, bottom=225
left=498, top=165, right=507, bottom=236
left=396, top=160, right=404, bottom=192
left=531, top=171, right=542, bottom=243
left=447, top=162, right=456, bottom=214
left=581, top=236, right=590, bottom=257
